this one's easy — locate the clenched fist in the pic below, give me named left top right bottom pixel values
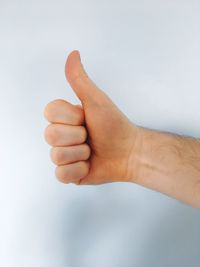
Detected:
left=44, top=50, right=140, bottom=185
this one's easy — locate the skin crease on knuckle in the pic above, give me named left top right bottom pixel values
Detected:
left=50, top=147, right=63, bottom=165
left=50, top=144, right=91, bottom=166
left=44, top=124, right=57, bottom=145
left=55, top=161, right=90, bottom=183
left=45, top=124, right=87, bottom=146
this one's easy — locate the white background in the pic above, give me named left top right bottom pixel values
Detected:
left=0, top=0, right=200, bottom=266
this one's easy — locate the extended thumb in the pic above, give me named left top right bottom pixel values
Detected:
left=65, top=50, right=103, bottom=104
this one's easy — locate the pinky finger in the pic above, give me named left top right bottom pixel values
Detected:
left=55, top=160, right=90, bottom=184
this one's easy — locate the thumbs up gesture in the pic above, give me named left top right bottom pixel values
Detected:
left=44, top=50, right=141, bottom=185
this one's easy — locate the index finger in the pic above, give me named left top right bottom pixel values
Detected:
left=44, top=99, right=85, bottom=126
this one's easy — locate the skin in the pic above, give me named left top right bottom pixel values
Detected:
left=44, top=50, right=200, bottom=208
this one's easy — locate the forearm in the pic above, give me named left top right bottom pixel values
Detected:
left=130, top=126, right=200, bottom=208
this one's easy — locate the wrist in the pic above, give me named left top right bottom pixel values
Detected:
left=126, top=124, right=145, bottom=183
left=127, top=125, right=175, bottom=185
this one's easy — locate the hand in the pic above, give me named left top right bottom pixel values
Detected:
left=44, top=50, right=140, bottom=185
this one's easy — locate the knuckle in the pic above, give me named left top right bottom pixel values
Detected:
left=51, top=147, right=63, bottom=165
left=44, top=99, right=65, bottom=121
left=44, top=124, right=57, bottom=145
left=44, top=102, right=54, bottom=121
